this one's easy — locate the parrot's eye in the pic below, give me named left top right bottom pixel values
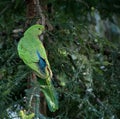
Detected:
left=38, top=28, right=41, bottom=30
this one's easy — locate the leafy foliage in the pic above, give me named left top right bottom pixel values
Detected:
left=0, top=0, right=120, bottom=118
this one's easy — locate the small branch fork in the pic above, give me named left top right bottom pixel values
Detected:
left=27, top=74, right=46, bottom=119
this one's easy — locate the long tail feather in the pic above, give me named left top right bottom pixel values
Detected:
left=38, top=77, right=58, bottom=112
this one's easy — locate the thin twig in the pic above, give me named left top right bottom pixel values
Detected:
left=35, top=87, right=40, bottom=118
left=28, top=87, right=36, bottom=109
left=0, top=5, right=9, bottom=15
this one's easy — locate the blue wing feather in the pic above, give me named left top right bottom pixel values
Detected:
left=36, top=50, right=46, bottom=73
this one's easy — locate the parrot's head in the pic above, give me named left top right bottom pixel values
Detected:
left=24, top=24, right=45, bottom=36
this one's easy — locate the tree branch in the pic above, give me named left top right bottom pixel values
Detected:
left=35, top=0, right=45, bottom=41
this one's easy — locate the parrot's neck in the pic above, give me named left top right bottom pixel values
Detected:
left=24, top=32, right=40, bottom=40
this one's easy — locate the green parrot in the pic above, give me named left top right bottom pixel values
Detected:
left=17, top=24, right=58, bottom=112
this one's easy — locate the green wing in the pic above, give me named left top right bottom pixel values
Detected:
left=18, top=35, right=50, bottom=79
